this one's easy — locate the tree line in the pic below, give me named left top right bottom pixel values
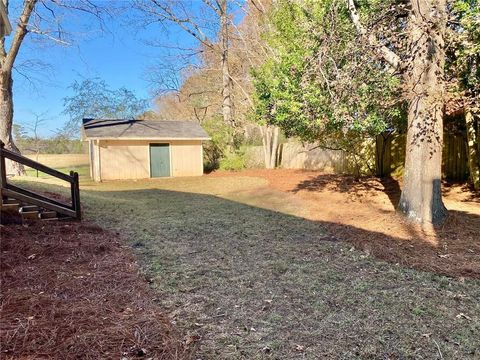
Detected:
left=1, top=0, right=479, bottom=227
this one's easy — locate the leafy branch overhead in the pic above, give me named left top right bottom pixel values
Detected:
left=62, top=78, right=148, bottom=137
left=252, top=0, right=405, bottom=148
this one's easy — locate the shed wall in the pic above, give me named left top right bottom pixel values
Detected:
left=171, top=140, right=204, bottom=176
left=96, top=139, right=203, bottom=180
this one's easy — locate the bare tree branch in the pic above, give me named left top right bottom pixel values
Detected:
left=346, top=0, right=401, bottom=70
left=3, top=0, right=37, bottom=71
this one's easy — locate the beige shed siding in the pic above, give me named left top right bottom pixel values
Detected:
left=95, top=139, right=203, bottom=180
left=93, top=140, right=101, bottom=182
left=170, top=140, right=203, bottom=177
left=99, top=140, right=150, bottom=180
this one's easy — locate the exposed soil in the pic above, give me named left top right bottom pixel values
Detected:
left=0, top=219, right=191, bottom=359
left=210, top=169, right=480, bottom=279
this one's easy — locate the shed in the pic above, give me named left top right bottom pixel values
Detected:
left=82, top=119, right=210, bottom=181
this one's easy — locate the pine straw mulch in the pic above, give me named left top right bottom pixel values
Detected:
left=210, top=169, right=480, bottom=279
left=0, top=218, right=193, bottom=360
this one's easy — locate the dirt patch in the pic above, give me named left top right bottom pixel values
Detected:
left=0, top=220, right=191, bottom=359
left=210, top=169, right=480, bottom=279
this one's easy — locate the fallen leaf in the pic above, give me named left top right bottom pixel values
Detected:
left=456, top=313, right=472, bottom=321
left=185, top=335, right=200, bottom=346
left=295, top=344, right=305, bottom=352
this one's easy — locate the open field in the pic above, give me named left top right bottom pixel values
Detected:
left=25, top=153, right=89, bottom=168
left=20, top=153, right=90, bottom=180
left=8, top=169, right=480, bottom=359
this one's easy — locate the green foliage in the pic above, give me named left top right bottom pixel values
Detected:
left=202, top=116, right=234, bottom=171
left=62, top=78, right=148, bottom=137
left=252, top=0, right=405, bottom=153
left=218, top=149, right=247, bottom=171
left=13, top=123, right=85, bottom=154
left=447, top=0, right=480, bottom=102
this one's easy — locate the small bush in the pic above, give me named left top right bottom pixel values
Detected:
left=219, top=150, right=247, bottom=171
left=202, top=116, right=233, bottom=171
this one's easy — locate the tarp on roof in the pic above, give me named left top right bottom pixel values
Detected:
left=82, top=119, right=210, bottom=140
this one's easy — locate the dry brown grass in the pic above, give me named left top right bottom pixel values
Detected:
left=8, top=173, right=480, bottom=359
left=212, top=169, right=480, bottom=278
left=25, top=153, right=89, bottom=168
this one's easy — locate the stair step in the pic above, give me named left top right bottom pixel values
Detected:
left=19, top=205, right=40, bottom=213
left=1, top=202, right=20, bottom=209
left=41, top=217, right=59, bottom=221
left=39, top=211, right=58, bottom=220
left=20, top=210, right=40, bottom=220
left=2, top=198, right=20, bottom=204
left=1, top=197, right=20, bottom=208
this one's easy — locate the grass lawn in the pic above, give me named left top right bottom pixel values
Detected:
left=24, top=165, right=90, bottom=178
left=11, top=173, right=480, bottom=359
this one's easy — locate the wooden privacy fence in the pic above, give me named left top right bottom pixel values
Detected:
left=245, top=133, right=470, bottom=181
left=0, top=142, right=81, bottom=220
left=376, top=133, right=469, bottom=180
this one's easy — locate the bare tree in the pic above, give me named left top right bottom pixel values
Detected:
left=347, top=0, right=448, bottom=226
left=231, top=0, right=280, bottom=169
left=0, top=0, right=110, bottom=175
left=141, top=0, right=280, bottom=167
left=136, top=0, right=235, bottom=130
left=218, top=0, right=234, bottom=129
left=23, top=111, right=47, bottom=176
left=1, top=0, right=36, bottom=175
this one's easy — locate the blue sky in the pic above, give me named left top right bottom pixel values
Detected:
left=7, top=1, right=215, bottom=137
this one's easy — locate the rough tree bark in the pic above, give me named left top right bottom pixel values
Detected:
left=1, top=0, right=37, bottom=175
left=397, top=0, right=448, bottom=226
left=347, top=0, right=449, bottom=226
left=260, top=124, right=279, bottom=169
left=219, top=0, right=235, bottom=130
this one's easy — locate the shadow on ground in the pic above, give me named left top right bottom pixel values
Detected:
left=78, top=186, right=479, bottom=359
left=282, top=173, right=480, bottom=279
left=7, top=179, right=480, bottom=359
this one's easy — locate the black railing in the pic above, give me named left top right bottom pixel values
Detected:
left=0, top=142, right=81, bottom=220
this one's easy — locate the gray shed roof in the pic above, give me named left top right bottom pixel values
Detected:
left=82, top=119, right=210, bottom=140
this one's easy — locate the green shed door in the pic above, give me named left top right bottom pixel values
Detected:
left=150, top=144, right=170, bottom=177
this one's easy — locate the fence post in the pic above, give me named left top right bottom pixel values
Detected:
left=74, top=172, right=81, bottom=220
left=0, top=141, right=6, bottom=189
left=69, top=171, right=81, bottom=220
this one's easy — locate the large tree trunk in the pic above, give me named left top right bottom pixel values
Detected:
left=465, top=109, right=480, bottom=190
left=260, top=124, right=279, bottom=169
left=0, top=69, right=24, bottom=175
left=398, top=0, right=447, bottom=226
left=219, top=0, right=234, bottom=131
left=0, top=0, right=37, bottom=176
